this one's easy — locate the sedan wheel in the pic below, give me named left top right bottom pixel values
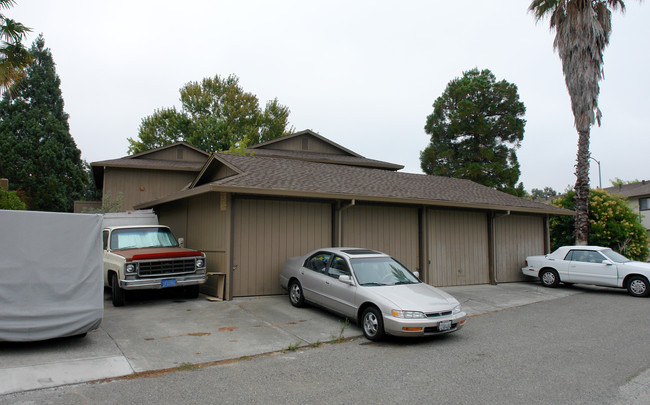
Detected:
left=362, top=307, right=384, bottom=341
left=289, top=280, right=304, bottom=307
left=539, top=269, right=560, bottom=288
left=627, top=276, right=650, bottom=297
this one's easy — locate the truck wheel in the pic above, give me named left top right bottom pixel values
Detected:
left=539, top=269, right=560, bottom=288
left=183, top=285, right=200, bottom=299
left=111, top=273, right=126, bottom=307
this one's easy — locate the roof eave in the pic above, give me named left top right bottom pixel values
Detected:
left=135, top=184, right=573, bottom=216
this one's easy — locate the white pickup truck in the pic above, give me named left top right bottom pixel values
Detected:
left=522, top=245, right=650, bottom=297
left=103, top=224, right=207, bottom=306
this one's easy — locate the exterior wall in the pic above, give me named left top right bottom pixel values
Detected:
left=144, top=146, right=208, bottom=162
left=157, top=193, right=231, bottom=298
left=427, top=209, right=490, bottom=286
left=494, top=214, right=545, bottom=282
left=232, top=198, right=332, bottom=297
left=267, top=134, right=346, bottom=155
left=340, top=204, right=419, bottom=272
left=103, top=167, right=197, bottom=211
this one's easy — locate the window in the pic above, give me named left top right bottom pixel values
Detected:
left=328, top=256, right=350, bottom=278
left=569, top=250, right=605, bottom=264
left=640, top=198, right=650, bottom=211
left=304, top=253, right=331, bottom=273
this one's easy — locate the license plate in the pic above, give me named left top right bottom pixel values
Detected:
left=438, top=320, right=452, bottom=331
left=161, top=279, right=177, bottom=288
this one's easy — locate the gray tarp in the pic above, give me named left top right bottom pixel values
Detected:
left=0, top=210, right=104, bottom=342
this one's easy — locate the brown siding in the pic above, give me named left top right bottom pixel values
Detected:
left=495, top=214, right=545, bottom=282
left=341, top=205, right=419, bottom=271
left=232, top=199, right=332, bottom=297
left=267, top=134, right=346, bottom=155
left=143, top=145, right=208, bottom=162
left=103, top=167, right=196, bottom=211
left=427, top=209, right=489, bottom=286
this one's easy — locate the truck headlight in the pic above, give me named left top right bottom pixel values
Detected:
left=195, top=258, right=205, bottom=268
left=125, top=263, right=136, bottom=273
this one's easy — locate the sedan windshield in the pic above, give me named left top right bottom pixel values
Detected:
left=601, top=248, right=631, bottom=263
left=350, top=257, right=420, bottom=286
left=110, top=227, right=178, bottom=250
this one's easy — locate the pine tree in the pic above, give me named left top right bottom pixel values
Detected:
left=0, top=34, right=86, bottom=212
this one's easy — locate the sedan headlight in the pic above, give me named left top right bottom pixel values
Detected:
left=391, top=310, right=427, bottom=319
left=125, top=263, right=136, bottom=273
left=452, top=305, right=462, bottom=315
left=195, top=258, right=205, bottom=268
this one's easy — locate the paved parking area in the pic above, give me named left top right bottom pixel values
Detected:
left=0, top=282, right=581, bottom=395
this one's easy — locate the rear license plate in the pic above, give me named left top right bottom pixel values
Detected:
left=438, top=320, right=452, bottom=331
left=162, top=279, right=177, bottom=288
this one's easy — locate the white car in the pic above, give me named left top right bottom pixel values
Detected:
left=522, top=246, right=650, bottom=297
left=279, top=248, right=466, bottom=341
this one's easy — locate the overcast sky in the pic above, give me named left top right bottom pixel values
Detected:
left=9, top=0, right=650, bottom=192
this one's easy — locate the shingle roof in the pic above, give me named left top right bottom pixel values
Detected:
left=249, top=148, right=403, bottom=170
left=604, top=181, right=650, bottom=198
left=138, top=152, right=571, bottom=215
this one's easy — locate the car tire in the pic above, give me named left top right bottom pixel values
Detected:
left=183, top=285, right=200, bottom=299
left=289, top=280, right=305, bottom=307
left=361, top=306, right=385, bottom=341
left=111, top=273, right=126, bottom=307
left=539, top=269, right=560, bottom=288
left=627, top=276, right=650, bottom=298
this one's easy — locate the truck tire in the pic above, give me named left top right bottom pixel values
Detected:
left=111, top=273, right=126, bottom=307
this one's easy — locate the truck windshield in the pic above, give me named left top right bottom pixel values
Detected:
left=110, top=227, right=178, bottom=250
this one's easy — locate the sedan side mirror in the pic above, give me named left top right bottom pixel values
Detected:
left=413, top=271, right=420, bottom=279
left=338, top=275, right=354, bottom=285
left=602, top=259, right=614, bottom=265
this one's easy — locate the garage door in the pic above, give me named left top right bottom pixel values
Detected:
left=495, top=214, right=545, bottom=282
left=427, top=209, right=489, bottom=286
left=341, top=205, right=419, bottom=271
left=232, top=199, right=332, bottom=297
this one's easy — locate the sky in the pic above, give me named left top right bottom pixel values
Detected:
left=8, top=0, right=650, bottom=193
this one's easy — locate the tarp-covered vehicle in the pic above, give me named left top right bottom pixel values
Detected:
left=0, top=210, right=104, bottom=342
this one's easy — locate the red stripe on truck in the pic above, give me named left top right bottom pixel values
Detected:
left=132, top=251, right=203, bottom=261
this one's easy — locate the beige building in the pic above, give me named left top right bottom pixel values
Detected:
left=92, top=130, right=571, bottom=300
left=605, top=181, right=650, bottom=236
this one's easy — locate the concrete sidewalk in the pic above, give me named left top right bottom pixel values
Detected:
left=0, top=282, right=580, bottom=395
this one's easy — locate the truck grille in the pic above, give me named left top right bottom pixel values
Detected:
left=137, top=258, right=196, bottom=277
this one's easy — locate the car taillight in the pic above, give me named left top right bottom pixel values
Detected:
left=524, top=260, right=528, bottom=267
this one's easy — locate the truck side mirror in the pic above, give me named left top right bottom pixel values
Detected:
left=178, top=237, right=184, bottom=248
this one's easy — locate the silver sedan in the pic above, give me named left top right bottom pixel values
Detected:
left=279, top=248, right=466, bottom=341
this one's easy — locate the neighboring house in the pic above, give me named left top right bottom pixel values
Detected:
left=604, top=181, right=650, bottom=236
left=92, top=130, right=571, bottom=300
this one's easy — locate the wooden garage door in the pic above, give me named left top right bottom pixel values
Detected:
left=427, top=209, right=489, bottom=286
left=232, top=199, right=332, bottom=297
left=341, top=205, right=419, bottom=271
left=495, top=214, right=545, bottom=282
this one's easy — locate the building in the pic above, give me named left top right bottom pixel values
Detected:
left=604, top=181, right=650, bottom=236
left=92, top=130, right=571, bottom=299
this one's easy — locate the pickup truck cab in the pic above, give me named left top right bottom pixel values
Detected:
left=103, top=225, right=207, bottom=306
left=522, top=245, right=650, bottom=297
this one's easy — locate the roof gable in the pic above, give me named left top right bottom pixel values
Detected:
left=190, top=153, right=243, bottom=188
left=128, top=142, right=210, bottom=162
left=249, top=130, right=361, bottom=157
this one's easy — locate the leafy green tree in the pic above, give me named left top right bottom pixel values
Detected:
left=610, top=177, right=641, bottom=187
left=420, top=68, right=526, bottom=196
left=0, top=35, right=86, bottom=212
left=530, top=0, right=630, bottom=245
left=128, top=74, right=292, bottom=154
left=531, top=186, right=558, bottom=199
left=550, top=189, right=649, bottom=260
left=0, top=187, right=25, bottom=209
left=0, top=0, right=33, bottom=95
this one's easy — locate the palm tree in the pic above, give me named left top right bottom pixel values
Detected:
left=529, top=0, right=627, bottom=245
left=0, top=0, right=32, bottom=94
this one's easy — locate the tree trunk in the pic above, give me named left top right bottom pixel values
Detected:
left=574, top=129, right=591, bottom=245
